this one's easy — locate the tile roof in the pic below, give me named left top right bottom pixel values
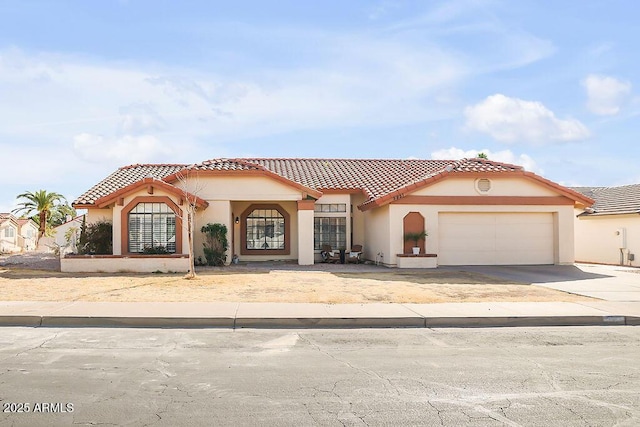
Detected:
left=73, top=164, right=186, bottom=206
left=572, top=184, right=640, bottom=215
left=241, top=158, right=459, bottom=200
left=74, top=157, right=578, bottom=209
left=0, top=213, right=19, bottom=226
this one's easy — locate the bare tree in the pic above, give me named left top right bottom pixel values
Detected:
left=174, top=169, right=206, bottom=280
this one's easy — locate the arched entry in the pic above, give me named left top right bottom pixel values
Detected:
left=403, top=212, right=425, bottom=254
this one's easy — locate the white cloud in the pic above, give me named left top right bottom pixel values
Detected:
left=582, top=74, right=631, bottom=116
left=0, top=44, right=464, bottom=147
left=73, top=133, right=175, bottom=164
left=430, top=146, right=542, bottom=173
left=464, top=94, right=590, bottom=143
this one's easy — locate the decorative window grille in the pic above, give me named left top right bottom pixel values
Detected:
left=314, top=217, right=346, bottom=250
left=128, top=203, right=176, bottom=253
left=245, top=209, right=285, bottom=250
left=314, top=203, right=347, bottom=213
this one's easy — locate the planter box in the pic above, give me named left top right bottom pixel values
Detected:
left=396, top=254, right=438, bottom=269
left=62, top=255, right=190, bottom=273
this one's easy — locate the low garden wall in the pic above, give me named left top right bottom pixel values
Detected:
left=61, top=255, right=190, bottom=273
left=396, top=254, right=438, bottom=269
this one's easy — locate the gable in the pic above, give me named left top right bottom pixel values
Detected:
left=196, top=175, right=313, bottom=201
left=412, top=176, right=560, bottom=197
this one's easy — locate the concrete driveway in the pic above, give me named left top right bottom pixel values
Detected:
left=446, top=263, right=640, bottom=302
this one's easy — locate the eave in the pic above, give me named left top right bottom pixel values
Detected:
left=92, top=178, right=209, bottom=209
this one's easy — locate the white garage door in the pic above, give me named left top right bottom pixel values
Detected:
left=438, top=213, right=555, bottom=265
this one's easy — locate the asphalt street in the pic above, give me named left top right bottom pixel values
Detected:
left=0, top=327, right=639, bottom=426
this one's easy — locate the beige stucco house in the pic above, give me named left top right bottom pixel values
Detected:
left=38, top=215, right=85, bottom=253
left=65, top=158, right=593, bottom=272
left=572, top=185, right=640, bottom=267
left=0, top=213, right=38, bottom=253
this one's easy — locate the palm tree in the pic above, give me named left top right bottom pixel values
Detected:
left=13, top=190, right=66, bottom=239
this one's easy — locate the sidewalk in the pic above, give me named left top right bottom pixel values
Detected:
left=0, top=300, right=638, bottom=328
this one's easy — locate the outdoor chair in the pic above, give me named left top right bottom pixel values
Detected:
left=320, top=244, right=341, bottom=263
left=346, top=245, right=363, bottom=264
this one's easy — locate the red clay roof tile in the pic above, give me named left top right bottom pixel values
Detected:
left=73, top=158, right=586, bottom=209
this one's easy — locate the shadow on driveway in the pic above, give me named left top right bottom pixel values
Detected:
left=440, top=265, right=613, bottom=284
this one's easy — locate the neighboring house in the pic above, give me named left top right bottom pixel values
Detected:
left=572, top=185, right=640, bottom=267
left=66, top=158, right=593, bottom=272
left=0, top=213, right=38, bottom=252
left=0, top=214, right=19, bottom=253
left=38, top=215, right=85, bottom=253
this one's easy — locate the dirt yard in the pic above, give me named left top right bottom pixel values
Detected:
left=0, top=262, right=592, bottom=304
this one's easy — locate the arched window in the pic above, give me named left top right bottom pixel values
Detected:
left=128, top=202, right=176, bottom=253
left=246, top=208, right=285, bottom=250
left=240, top=204, right=290, bottom=255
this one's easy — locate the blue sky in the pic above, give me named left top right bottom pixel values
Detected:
left=1, top=0, right=639, bottom=212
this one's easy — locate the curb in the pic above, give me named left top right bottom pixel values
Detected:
left=235, top=317, right=426, bottom=329
left=0, top=315, right=637, bottom=329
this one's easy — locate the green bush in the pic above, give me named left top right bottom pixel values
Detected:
left=78, top=220, right=113, bottom=255
left=201, top=223, right=228, bottom=266
left=142, top=246, right=169, bottom=255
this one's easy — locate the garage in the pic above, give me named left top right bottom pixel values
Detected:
left=438, top=212, right=555, bottom=265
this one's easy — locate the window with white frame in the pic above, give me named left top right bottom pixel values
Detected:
left=4, top=227, right=15, bottom=238
left=128, top=203, right=176, bottom=253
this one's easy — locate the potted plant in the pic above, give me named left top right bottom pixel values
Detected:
left=404, top=230, right=427, bottom=255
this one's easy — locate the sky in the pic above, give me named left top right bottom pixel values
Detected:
left=1, top=0, right=639, bottom=213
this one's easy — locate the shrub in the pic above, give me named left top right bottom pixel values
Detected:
left=78, top=220, right=113, bottom=255
left=142, top=245, right=169, bottom=255
left=403, top=230, right=427, bottom=247
left=201, top=223, right=228, bottom=266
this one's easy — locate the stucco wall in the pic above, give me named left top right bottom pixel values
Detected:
left=18, top=222, right=38, bottom=251
left=191, top=175, right=306, bottom=263
left=86, top=209, right=113, bottom=224
left=382, top=204, right=575, bottom=267
left=414, top=177, right=559, bottom=197
left=61, top=256, right=189, bottom=273
left=351, top=193, right=367, bottom=251
left=0, top=223, right=19, bottom=252
left=193, top=175, right=304, bottom=202
left=362, top=205, right=391, bottom=265
left=48, top=217, right=84, bottom=250
left=228, top=200, right=299, bottom=262
left=575, top=213, right=640, bottom=267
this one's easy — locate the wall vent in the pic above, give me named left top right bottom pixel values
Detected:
left=476, top=178, right=492, bottom=193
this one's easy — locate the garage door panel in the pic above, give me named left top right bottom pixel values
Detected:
left=439, top=250, right=496, bottom=265
left=495, top=213, right=553, bottom=225
left=441, top=238, right=495, bottom=252
left=440, top=214, right=495, bottom=225
left=439, top=213, right=554, bottom=265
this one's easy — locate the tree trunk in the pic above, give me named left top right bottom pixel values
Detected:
left=39, top=210, right=47, bottom=239
left=185, top=209, right=196, bottom=279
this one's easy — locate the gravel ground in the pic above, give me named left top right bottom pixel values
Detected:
left=0, top=252, right=60, bottom=271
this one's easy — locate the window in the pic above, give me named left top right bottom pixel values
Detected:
left=246, top=209, right=285, bottom=250
left=314, top=217, right=346, bottom=250
left=314, top=203, right=347, bottom=213
left=4, top=227, right=15, bottom=238
left=128, top=203, right=176, bottom=253
left=26, top=229, right=33, bottom=238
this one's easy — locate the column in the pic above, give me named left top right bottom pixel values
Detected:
left=297, top=200, right=315, bottom=265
